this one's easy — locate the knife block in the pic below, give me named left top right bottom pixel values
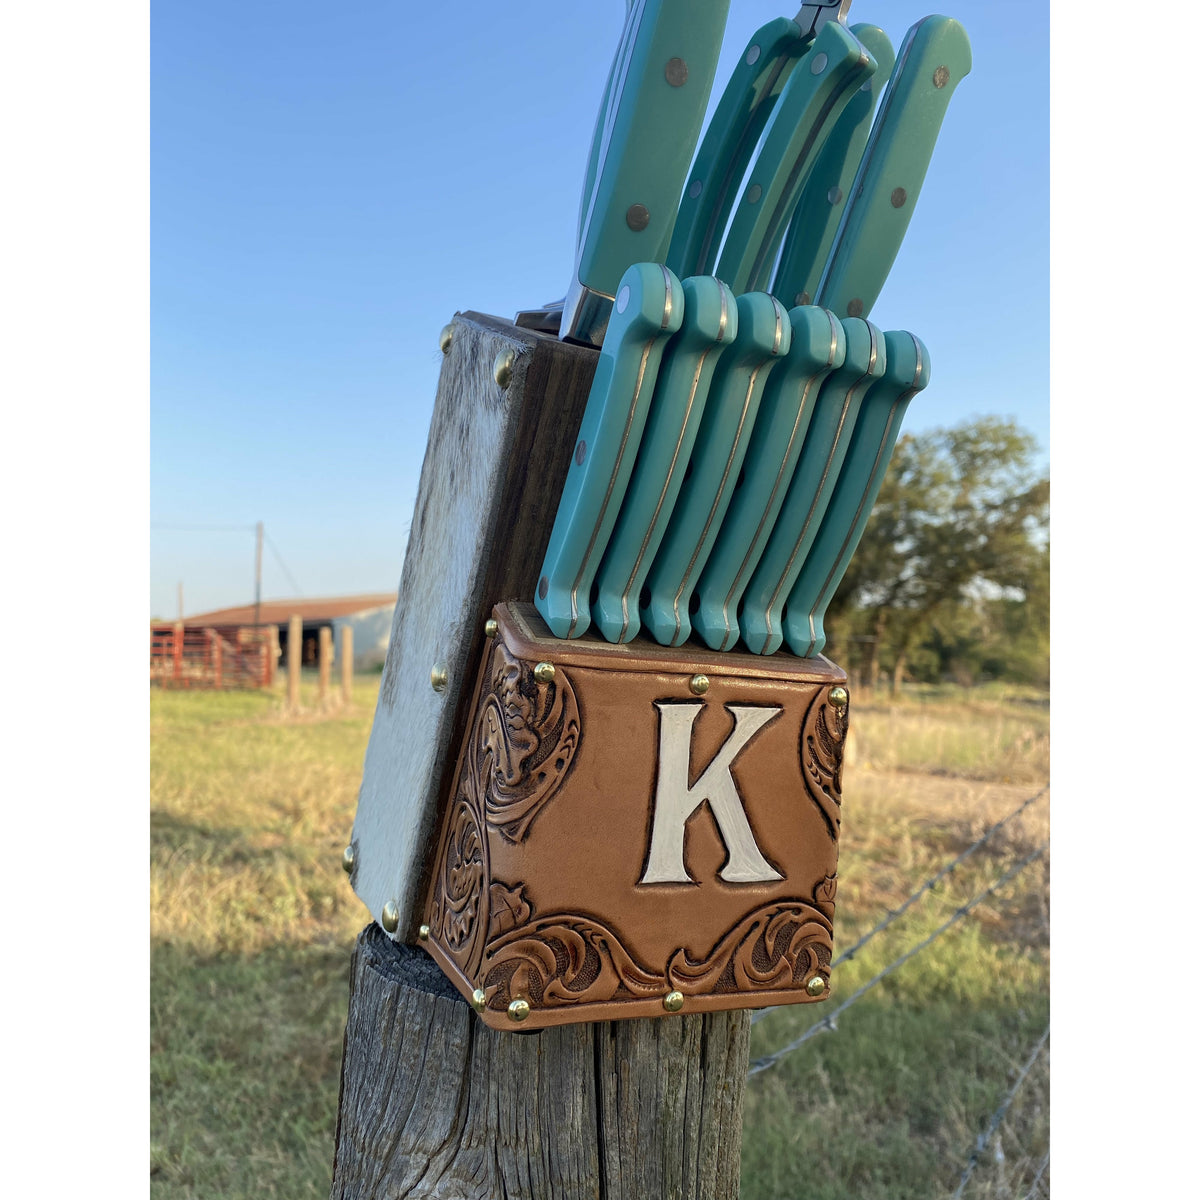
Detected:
left=349, top=312, right=849, bottom=1031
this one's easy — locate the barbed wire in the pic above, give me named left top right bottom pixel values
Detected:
left=747, top=842, right=1048, bottom=1076
left=751, top=784, right=1048, bottom=1027
left=951, top=1024, right=1050, bottom=1199
left=1023, top=1150, right=1051, bottom=1200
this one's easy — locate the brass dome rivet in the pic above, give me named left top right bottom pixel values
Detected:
left=439, top=323, right=453, bottom=354
left=431, top=662, right=448, bottom=692
left=663, top=991, right=685, bottom=1013
left=806, top=975, right=826, bottom=997
left=508, top=998, right=531, bottom=1022
left=341, top=845, right=355, bottom=874
left=381, top=901, right=400, bottom=933
left=689, top=674, right=709, bottom=696
left=484, top=618, right=499, bottom=638
left=829, top=686, right=849, bottom=709
left=418, top=924, right=431, bottom=941
left=471, top=989, right=487, bottom=1013
left=493, top=349, right=515, bottom=389
left=533, top=661, right=556, bottom=684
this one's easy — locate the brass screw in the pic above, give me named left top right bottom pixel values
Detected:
left=806, top=976, right=826, bottom=997
left=471, top=989, right=487, bottom=1014
left=533, top=661, right=556, bottom=684
left=829, top=686, right=849, bottom=709
left=418, top=924, right=431, bottom=941
left=341, top=845, right=355, bottom=874
left=508, top=998, right=531, bottom=1022
left=689, top=674, right=710, bottom=696
left=439, top=323, right=453, bottom=354
left=431, top=662, right=448, bottom=692
left=663, top=991, right=685, bottom=1013
left=493, top=349, right=516, bottom=389
left=484, top=618, right=499, bottom=638
left=381, top=901, right=400, bottom=933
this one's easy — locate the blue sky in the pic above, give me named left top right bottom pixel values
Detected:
left=151, top=0, right=1048, bottom=617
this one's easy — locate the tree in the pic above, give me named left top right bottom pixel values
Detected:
left=825, top=417, right=1049, bottom=692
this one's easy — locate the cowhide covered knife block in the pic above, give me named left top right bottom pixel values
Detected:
left=349, top=312, right=849, bottom=1031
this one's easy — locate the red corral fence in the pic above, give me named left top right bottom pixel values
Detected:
left=150, top=625, right=273, bottom=690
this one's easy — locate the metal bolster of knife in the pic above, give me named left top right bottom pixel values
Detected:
left=692, top=305, right=845, bottom=652
left=641, top=291, right=791, bottom=648
left=739, top=316, right=885, bottom=656
left=535, top=262, right=683, bottom=639
left=592, top=275, right=738, bottom=645
left=782, top=328, right=929, bottom=658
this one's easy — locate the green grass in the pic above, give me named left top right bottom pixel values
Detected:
left=150, top=675, right=1049, bottom=1199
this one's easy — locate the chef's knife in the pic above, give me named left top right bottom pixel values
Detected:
left=665, top=1, right=858, bottom=281
left=535, top=262, right=684, bottom=639
left=641, top=291, right=791, bottom=647
left=714, top=19, right=875, bottom=295
left=560, top=0, right=731, bottom=347
left=782, top=327, right=929, bottom=657
left=691, top=304, right=844, bottom=651
left=771, top=22, right=895, bottom=307
left=816, top=15, right=972, bottom=319
left=591, top=274, right=738, bottom=644
left=739, top=316, right=885, bottom=655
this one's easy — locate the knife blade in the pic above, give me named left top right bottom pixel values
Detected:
left=691, top=304, right=844, bottom=651
left=739, top=315, right=885, bottom=655
left=782, top=327, right=929, bottom=657
left=640, top=290, right=791, bottom=647
left=591, top=274, right=738, bottom=644
left=559, top=0, right=731, bottom=347
left=535, top=262, right=684, bottom=639
left=815, top=15, right=972, bottom=319
left=714, top=18, right=876, bottom=295
left=665, top=1, right=857, bottom=281
left=771, top=22, right=895, bottom=307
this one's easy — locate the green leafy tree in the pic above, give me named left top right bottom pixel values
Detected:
left=825, top=417, right=1048, bottom=692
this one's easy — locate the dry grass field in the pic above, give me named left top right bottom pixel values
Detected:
left=150, top=674, right=1049, bottom=1199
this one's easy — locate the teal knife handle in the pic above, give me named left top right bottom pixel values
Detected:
left=578, top=1, right=636, bottom=249
left=782, top=329, right=930, bottom=657
left=576, top=0, right=731, bottom=298
left=641, top=291, right=791, bottom=647
left=535, top=262, right=684, bottom=639
left=692, top=306, right=845, bottom=651
left=592, top=275, right=738, bottom=644
left=716, top=21, right=876, bottom=296
left=816, top=16, right=972, bottom=319
left=771, top=23, right=895, bottom=307
left=740, top=317, right=886, bottom=656
left=664, top=17, right=805, bottom=279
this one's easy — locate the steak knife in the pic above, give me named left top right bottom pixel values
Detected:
left=591, top=275, right=738, bottom=644
left=559, top=0, right=731, bottom=347
left=535, top=262, right=684, bottom=638
left=782, top=328, right=929, bottom=657
left=640, top=291, right=791, bottom=647
left=739, top=316, right=885, bottom=655
left=691, top=304, right=844, bottom=651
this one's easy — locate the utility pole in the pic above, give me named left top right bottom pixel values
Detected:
left=254, top=521, right=264, bottom=626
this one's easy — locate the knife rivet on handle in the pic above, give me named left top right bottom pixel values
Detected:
left=890, top=187, right=908, bottom=208
left=664, top=57, right=688, bottom=87
left=933, top=65, right=950, bottom=88
left=626, top=204, right=651, bottom=232
left=746, top=184, right=762, bottom=205
left=846, top=299, right=863, bottom=317
left=746, top=44, right=761, bottom=66
left=616, top=284, right=631, bottom=314
left=688, top=179, right=703, bottom=199
left=575, top=440, right=587, bottom=465
left=493, top=349, right=515, bottom=389
left=828, top=187, right=843, bottom=206
left=795, top=291, right=811, bottom=306
left=810, top=52, right=828, bottom=76
left=438, top=324, right=453, bottom=354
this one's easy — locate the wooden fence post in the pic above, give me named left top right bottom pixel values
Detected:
left=331, top=314, right=753, bottom=1199
left=173, top=620, right=183, bottom=685
left=340, top=625, right=353, bottom=706
left=318, top=627, right=332, bottom=705
left=288, top=614, right=302, bottom=710
left=211, top=630, right=222, bottom=689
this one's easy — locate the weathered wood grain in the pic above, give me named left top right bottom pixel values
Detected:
left=351, top=314, right=598, bottom=941
left=330, top=926, right=751, bottom=1200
